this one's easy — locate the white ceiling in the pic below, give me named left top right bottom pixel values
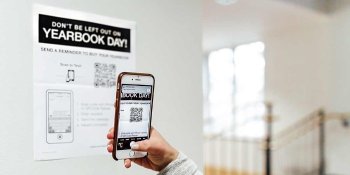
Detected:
left=203, top=0, right=330, bottom=53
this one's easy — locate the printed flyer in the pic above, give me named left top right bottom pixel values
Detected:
left=33, top=4, right=135, bottom=160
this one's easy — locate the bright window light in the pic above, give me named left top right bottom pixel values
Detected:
left=204, top=42, right=265, bottom=139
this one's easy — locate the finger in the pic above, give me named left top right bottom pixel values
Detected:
left=107, top=144, right=113, bottom=153
left=107, top=128, right=114, bottom=139
left=107, top=140, right=114, bottom=153
left=130, top=158, right=144, bottom=167
left=131, top=140, right=151, bottom=152
left=124, top=159, right=132, bottom=168
left=130, top=158, right=153, bottom=170
left=107, top=140, right=113, bottom=145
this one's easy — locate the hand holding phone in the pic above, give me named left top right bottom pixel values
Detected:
left=107, top=127, right=178, bottom=171
left=112, top=72, right=155, bottom=160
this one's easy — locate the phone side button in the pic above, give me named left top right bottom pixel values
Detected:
left=129, top=151, right=135, bottom=157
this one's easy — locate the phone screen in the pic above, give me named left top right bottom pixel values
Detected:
left=47, top=91, right=72, bottom=134
left=117, top=84, right=152, bottom=150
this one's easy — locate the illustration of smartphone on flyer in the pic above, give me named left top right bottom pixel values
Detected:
left=46, top=90, right=74, bottom=144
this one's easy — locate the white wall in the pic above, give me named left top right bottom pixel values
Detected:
left=326, top=4, right=350, bottom=174
left=329, top=3, right=350, bottom=112
left=264, top=20, right=332, bottom=134
left=0, top=1, right=203, bottom=175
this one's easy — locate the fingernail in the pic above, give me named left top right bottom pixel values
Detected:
left=131, top=143, right=139, bottom=150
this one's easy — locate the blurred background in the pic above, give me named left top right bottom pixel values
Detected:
left=202, top=0, right=350, bottom=175
left=1, top=0, right=350, bottom=174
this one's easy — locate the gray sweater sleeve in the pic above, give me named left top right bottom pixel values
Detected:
left=157, top=152, right=203, bottom=175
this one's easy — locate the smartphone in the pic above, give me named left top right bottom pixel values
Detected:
left=46, top=90, right=74, bottom=144
left=66, top=69, right=75, bottom=82
left=112, top=72, right=155, bottom=160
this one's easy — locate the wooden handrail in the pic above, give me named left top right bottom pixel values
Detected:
left=204, top=109, right=350, bottom=150
left=271, top=110, right=350, bottom=150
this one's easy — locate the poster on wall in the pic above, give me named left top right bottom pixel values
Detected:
left=33, top=4, right=136, bottom=160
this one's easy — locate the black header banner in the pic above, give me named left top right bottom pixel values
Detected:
left=121, top=92, right=152, bottom=101
left=38, top=14, right=131, bottom=52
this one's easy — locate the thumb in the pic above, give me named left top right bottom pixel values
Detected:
left=131, top=140, right=152, bottom=152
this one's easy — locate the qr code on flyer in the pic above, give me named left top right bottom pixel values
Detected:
left=94, top=63, right=116, bottom=88
left=130, top=107, right=143, bottom=122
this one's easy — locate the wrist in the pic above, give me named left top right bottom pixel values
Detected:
left=167, top=147, right=178, bottom=163
left=160, top=147, right=178, bottom=171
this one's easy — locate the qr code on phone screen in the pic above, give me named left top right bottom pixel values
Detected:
left=94, top=63, right=116, bottom=88
left=130, top=107, right=143, bottom=122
